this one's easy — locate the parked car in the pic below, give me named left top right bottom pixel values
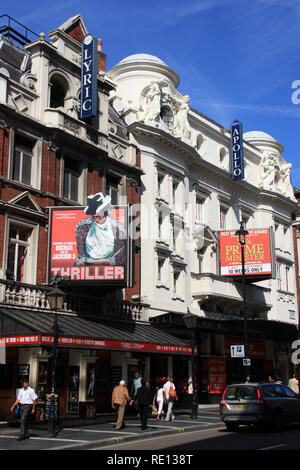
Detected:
left=219, top=382, right=300, bottom=431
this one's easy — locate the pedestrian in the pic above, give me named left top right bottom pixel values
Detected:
left=288, top=374, right=299, bottom=394
left=131, top=371, right=142, bottom=417
left=135, top=379, right=153, bottom=430
left=268, top=375, right=275, bottom=383
left=153, top=383, right=166, bottom=420
left=111, top=380, right=133, bottom=430
left=10, top=378, right=37, bottom=441
left=163, top=376, right=178, bottom=421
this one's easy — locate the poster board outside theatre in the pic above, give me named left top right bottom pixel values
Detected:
left=47, top=205, right=129, bottom=285
left=219, top=228, right=274, bottom=279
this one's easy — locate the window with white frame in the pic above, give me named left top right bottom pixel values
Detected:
left=173, top=269, right=180, bottom=294
left=283, top=226, right=289, bottom=252
left=12, top=135, right=34, bottom=186
left=220, top=206, right=228, bottom=230
left=6, top=221, right=37, bottom=283
left=276, top=261, right=282, bottom=290
left=196, top=196, right=204, bottom=222
left=158, top=211, right=163, bottom=239
left=197, top=246, right=207, bottom=273
left=63, top=157, right=80, bottom=201
left=157, top=173, right=165, bottom=198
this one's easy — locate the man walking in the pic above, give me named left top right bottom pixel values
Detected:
left=163, top=376, right=178, bottom=421
left=10, top=379, right=37, bottom=440
left=135, top=379, right=152, bottom=430
left=112, top=380, right=133, bottom=430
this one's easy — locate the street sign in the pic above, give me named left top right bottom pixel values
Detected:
left=230, top=345, right=245, bottom=358
left=243, top=358, right=251, bottom=367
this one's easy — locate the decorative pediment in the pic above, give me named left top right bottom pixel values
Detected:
left=7, top=192, right=44, bottom=214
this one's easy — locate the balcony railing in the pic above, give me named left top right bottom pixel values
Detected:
left=0, top=280, right=147, bottom=321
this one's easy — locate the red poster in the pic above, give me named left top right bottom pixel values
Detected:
left=48, top=205, right=128, bottom=283
left=208, top=357, right=227, bottom=394
left=219, top=228, right=273, bottom=277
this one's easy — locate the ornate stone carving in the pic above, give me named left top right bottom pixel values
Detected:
left=138, top=79, right=197, bottom=147
left=258, top=151, right=295, bottom=200
left=21, top=73, right=38, bottom=92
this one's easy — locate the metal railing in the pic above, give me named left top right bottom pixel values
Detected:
left=0, top=14, right=39, bottom=46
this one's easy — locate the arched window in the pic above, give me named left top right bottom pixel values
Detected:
left=49, top=74, right=68, bottom=109
left=160, top=106, right=174, bottom=128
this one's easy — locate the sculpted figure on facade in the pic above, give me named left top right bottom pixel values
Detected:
left=173, top=95, right=192, bottom=142
left=258, top=152, right=295, bottom=200
left=258, top=152, right=281, bottom=191
left=143, top=80, right=161, bottom=125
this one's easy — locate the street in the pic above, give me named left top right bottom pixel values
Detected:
left=1, top=408, right=300, bottom=453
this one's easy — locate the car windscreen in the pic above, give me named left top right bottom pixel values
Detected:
left=225, top=386, right=258, bottom=400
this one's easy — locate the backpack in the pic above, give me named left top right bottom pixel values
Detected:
left=169, top=384, right=176, bottom=399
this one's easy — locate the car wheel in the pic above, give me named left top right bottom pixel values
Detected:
left=225, top=422, right=239, bottom=432
left=272, top=410, right=284, bottom=432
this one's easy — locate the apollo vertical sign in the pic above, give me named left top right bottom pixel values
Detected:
left=230, top=120, right=244, bottom=180
left=80, top=34, right=98, bottom=119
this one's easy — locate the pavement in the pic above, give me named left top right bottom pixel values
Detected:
left=0, top=405, right=222, bottom=450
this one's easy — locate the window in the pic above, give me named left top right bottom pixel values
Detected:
left=158, top=212, right=163, bottom=239
left=220, top=207, right=227, bottom=229
left=276, top=262, right=282, bottom=290
left=63, top=157, right=80, bottom=201
left=106, top=175, right=119, bottom=205
left=12, top=135, right=34, bottom=185
left=49, top=75, right=68, bottom=109
left=173, top=270, right=180, bottom=294
left=160, top=106, right=174, bottom=127
left=157, top=258, right=164, bottom=281
left=284, top=266, right=290, bottom=292
left=157, top=173, right=164, bottom=198
left=196, top=197, right=204, bottom=222
left=7, top=223, right=32, bottom=282
left=197, top=247, right=207, bottom=273
left=172, top=181, right=178, bottom=207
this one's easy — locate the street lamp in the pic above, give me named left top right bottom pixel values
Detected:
left=183, top=309, right=198, bottom=419
left=235, top=221, right=249, bottom=379
left=46, top=286, right=66, bottom=437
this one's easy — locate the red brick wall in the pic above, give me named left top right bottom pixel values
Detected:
left=0, top=126, right=10, bottom=179
left=66, top=23, right=85, bottom=43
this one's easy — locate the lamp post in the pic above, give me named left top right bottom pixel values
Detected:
left=235, top=221, right=249, bottom=379
left=46, top=286, right=66, bottom=437
left=183, top=310, right=198, bottom=419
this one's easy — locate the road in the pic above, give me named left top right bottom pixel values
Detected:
left=1, top=408, right=300, bottom=453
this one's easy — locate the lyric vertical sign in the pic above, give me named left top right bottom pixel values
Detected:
left=231, top=120, right=244, bottom=180
left=80, top=34, right=98, bottom=119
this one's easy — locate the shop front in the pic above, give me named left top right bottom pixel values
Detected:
left=0, top=307, right=192, bottom=420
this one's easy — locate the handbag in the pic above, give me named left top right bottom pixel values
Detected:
left=14, top=405, right=20, bottom=419
left=151, top=404, right=158, bottom=417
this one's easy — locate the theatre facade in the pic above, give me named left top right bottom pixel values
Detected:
left=0, top=15, right=192, bottom=420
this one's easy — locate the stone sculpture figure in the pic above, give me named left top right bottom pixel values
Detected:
left=258, top=152, right=280, bottom=191
left=143, top=81, right=161, bottom=124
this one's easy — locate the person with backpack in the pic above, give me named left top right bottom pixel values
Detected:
left=135, top=379, right=153, bottom=430
left=163, top=376, right=178, bottom=421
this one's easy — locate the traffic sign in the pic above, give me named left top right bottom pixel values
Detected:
left=230, top=345, right=245, bottom=358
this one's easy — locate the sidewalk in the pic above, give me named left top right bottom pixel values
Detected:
left=0, top=405, right=221, bottom=450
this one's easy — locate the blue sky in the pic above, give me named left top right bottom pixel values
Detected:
left=4, top=0, right=300, bottom=188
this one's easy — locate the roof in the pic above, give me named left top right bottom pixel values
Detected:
left=0, top=307, right=190, bottom=353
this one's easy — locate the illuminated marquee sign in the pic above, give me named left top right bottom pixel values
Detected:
left=230, top=120, right=244, bottom=180
left=80, top=34, right=98, bottom=119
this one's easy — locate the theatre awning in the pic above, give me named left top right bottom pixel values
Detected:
left=0, top=307, right=192, bottom=355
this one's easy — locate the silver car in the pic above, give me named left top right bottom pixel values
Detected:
left=219, top=382, right=300, bottom=431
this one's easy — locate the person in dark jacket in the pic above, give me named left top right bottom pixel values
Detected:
left=135, top=379, right=153, bottom=430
